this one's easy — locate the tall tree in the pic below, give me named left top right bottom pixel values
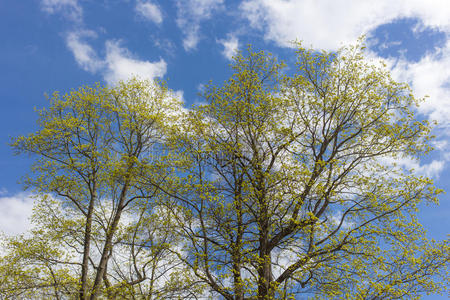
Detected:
left=162, top=44, right=449, bottom=299
left=1, top=78, right=195, bottom=299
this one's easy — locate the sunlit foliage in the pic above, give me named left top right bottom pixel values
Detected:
left=1, top=43, right=448, bottom=300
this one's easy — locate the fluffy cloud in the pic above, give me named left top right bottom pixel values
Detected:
left=176, top=0, right=224, bottom=51
left=218, top=35, right=239, bottom=60
left=135, top=1, right=163, bottom=24
left=240, top=0, right=450, bottom=50
left=41, top=0, right=82, bottom=22
left=386, top=40, right=450, bottom=126
left=65, top=31, right=167, bottom=84
left=104, top=41, right=167, bottom=84
left=0, top=193, right=35, bottom=236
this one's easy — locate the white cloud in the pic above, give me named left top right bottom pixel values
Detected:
left=66, top=30, right=105, bottom=73
left=65, top=31, right=167, bottom=84
left=182, top=30, right=200, bottom=51
left=393, top=157, right=446, bottom=179
left=384, top=41, right=450, bottom=178
left=41, top=0, right=82, bottom=22
left=104, top=41, right=167, bottom=84
left=240, top=0, right=450, bottom=50
left=386, top=40, right=450, bottom=126
left=135, top=1, right=163, bottom=24
left=0, top=193, right=35, bottom=236
left=218, top=35, right=239, bottom=60
left=176, top=0, right=224, bottom=51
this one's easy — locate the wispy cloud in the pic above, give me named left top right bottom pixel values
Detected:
left=41, top=0, right=83, bottom=22
left=66, top=30, right=105, bottom=73
left=135, top=1, right=163, bottom=24
left=218, top=34, right=239, bottom=60
left=383, top=155, right=447, bottom=179
left=43, top=0, right=166, bottom=85
left=176, top=0, right=224, bottom=51
left=65, top=30, right=167, bottom=84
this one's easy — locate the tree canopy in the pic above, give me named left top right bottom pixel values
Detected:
left=2, top=79, right=196, bottom=299
left=1, top=43, right=448, bottom=299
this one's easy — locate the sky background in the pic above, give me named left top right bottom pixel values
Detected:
left=0, top=0, right=449, bottom=296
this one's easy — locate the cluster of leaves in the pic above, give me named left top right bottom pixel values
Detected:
left=0, top=43, right=448, bottom=299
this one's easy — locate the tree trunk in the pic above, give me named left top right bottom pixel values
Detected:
left=79, top=185, right=97, bottom=300
left=257, top=222, right=273, bottom=300
left=89, top=184, right=129, bottom=300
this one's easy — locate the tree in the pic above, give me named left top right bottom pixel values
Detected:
left=1, top=78, right=197, bottom=299
left=159, top=43, right=449, bottom=299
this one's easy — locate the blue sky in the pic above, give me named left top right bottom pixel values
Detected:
left=0, top=0, right=449, bottom=294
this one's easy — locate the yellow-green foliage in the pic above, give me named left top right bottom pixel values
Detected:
left=2, top=78, right=195, bottom=299
left=162, top=42, right=448, bottom=299
left=1, top=43, right=448, bottom=300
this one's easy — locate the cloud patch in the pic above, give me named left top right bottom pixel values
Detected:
left=0, top=192, right=35, bottom=236
left=386, top=40, right=450, bottom=126
left=218, top=35, right=239, bottom=60
left=176, top=0, right=224, bottom=51
left=104, top=40, right=167, bottom=84
left=240, top=0, right=450, bottom=50
left=65, top=30, right=167, bottom=84
left=135, top=1, right=163, bottom=24
left=41, top=0, right=83, bottom=22
left=66, top=30, right=105, bottom=73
